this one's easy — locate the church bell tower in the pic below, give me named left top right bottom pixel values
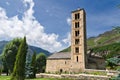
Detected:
left=71, top=8, right=87, bottom=72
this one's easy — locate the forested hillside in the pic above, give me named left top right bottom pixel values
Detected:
left=0, top=41, right=51, bottom=56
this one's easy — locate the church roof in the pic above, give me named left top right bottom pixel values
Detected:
left=47, top=52, right=71, bottom=60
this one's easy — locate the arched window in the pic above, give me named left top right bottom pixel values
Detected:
left=75, top=22, right=79, bottom=28
left=75, top=47, right=79, bottom=53
left=75, top=13, right=80, bottom=20
left=75, top=39, right=79, bottom=44
left=75, top=30, right=79, bottom=37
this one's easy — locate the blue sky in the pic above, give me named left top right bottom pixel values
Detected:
left=0, top=0, right=120, bottom=52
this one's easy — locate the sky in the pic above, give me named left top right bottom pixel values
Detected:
left=0, top=0, right=120, bottom=52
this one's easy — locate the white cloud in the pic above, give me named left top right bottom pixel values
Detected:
left=66, top=17, right=71, bottom=26
left=0, top=0, right=63, bottom=52
left=62, top=32, right=71, bottom=46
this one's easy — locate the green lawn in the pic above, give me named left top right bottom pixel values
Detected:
left=0, top=76, right=10, bottom=80
left=0, top=76, right=73, bottom=80
left=0, top=76, right=49, bottom=80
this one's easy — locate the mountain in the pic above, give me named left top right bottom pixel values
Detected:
left=87, top=30, right=120, bottom=48
left=60, top=29, right=120, bottom=52
left=28, top=46, right=50, bottom=56
left=60, top=46, right=71, bottom=52
left=0, top=41, right=8, bottom=54
left=0, top=41, right=51, bottom=56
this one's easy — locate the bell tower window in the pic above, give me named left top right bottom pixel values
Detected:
left=75, top=30, right=79, bottom=37
left=75, top=13, right=80, bottom=20
left=75, top=22, right=79, bottom=28
left=75, top=39, right=79, bottom=44
left=75, top=47, right=79, bottom=53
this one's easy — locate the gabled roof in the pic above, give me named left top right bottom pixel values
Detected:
left=47, top=52, right=71, bottom=60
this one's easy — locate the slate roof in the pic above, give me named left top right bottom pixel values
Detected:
left=47, top=52, right=71, bottom=60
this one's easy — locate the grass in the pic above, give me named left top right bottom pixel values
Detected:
left=97, top=33, right=120, bottom=45
left=0, top=76, right=73, bottom=80
left=0, top=76, right=10, bottom=80
left=84, top=71, right=107, bottom=76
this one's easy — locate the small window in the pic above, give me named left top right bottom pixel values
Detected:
left=76, top=56, right=78, bottom=62
left=78, top=13, right=80, bottom=19
left=75, top=47, right=79, bottom=53
left=75, top=39, right=79, bottom=44
left=65, top=61, right=66, bottom=64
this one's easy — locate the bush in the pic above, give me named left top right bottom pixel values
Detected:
left=110, top=74, right=120, bottom=80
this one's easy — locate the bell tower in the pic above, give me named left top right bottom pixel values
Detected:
left=71, top=8, right=87, bottom=72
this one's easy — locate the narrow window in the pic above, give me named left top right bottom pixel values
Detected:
left=75, top=30, right=79, bottom=37
left=65, top=61, right=66, bottom=64
left=77, top=31, right=79, bottom=36
left=75, top=31, right=77, bottom=36
left=75, top=14, right=77, bottom=20
left=76, top=56, right=78, bottom=62
left=77, top=22, right=79, bottom=28
left=77, top=13, right=80, bottom=19
left=75, top=22, right=77, bottom=28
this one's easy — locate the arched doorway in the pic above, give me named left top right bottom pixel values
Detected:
left=60, top=69, right=63, bottom=74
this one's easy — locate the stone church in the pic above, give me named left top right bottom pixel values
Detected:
left=46, top=8, right=105, bottom=73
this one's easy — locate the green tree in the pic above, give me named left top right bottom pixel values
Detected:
left=25, top=52, right=32, bottom=78
left=11, top=37, right=28, bottom=80
left=25, top=51, right=36, bottom=79
left=30, top=52, right=36, bottom=78
left=36, top=53, right=46, bottom=73
left=106, top=57, right=120, bottom=69
left=111, top=73, right=120, bottom=80
left=2, top=38, right=22, bottom=75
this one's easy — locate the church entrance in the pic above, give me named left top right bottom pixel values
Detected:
left=60, top=69, right=63, bottom=74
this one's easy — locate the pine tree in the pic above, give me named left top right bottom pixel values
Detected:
left=10, top=37, right=28, bottom=80
left=25, top=51, right=36, bottom=79
left=25, top=52, right=32, bottom=78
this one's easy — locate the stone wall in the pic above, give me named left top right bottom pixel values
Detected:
left=84, top=69, right=107, bottom=73
left=87, top=57, right=106, bottom=70
left=46, top=59, right=71, bottom=73
left=37, top=73, right=109, bottom=80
